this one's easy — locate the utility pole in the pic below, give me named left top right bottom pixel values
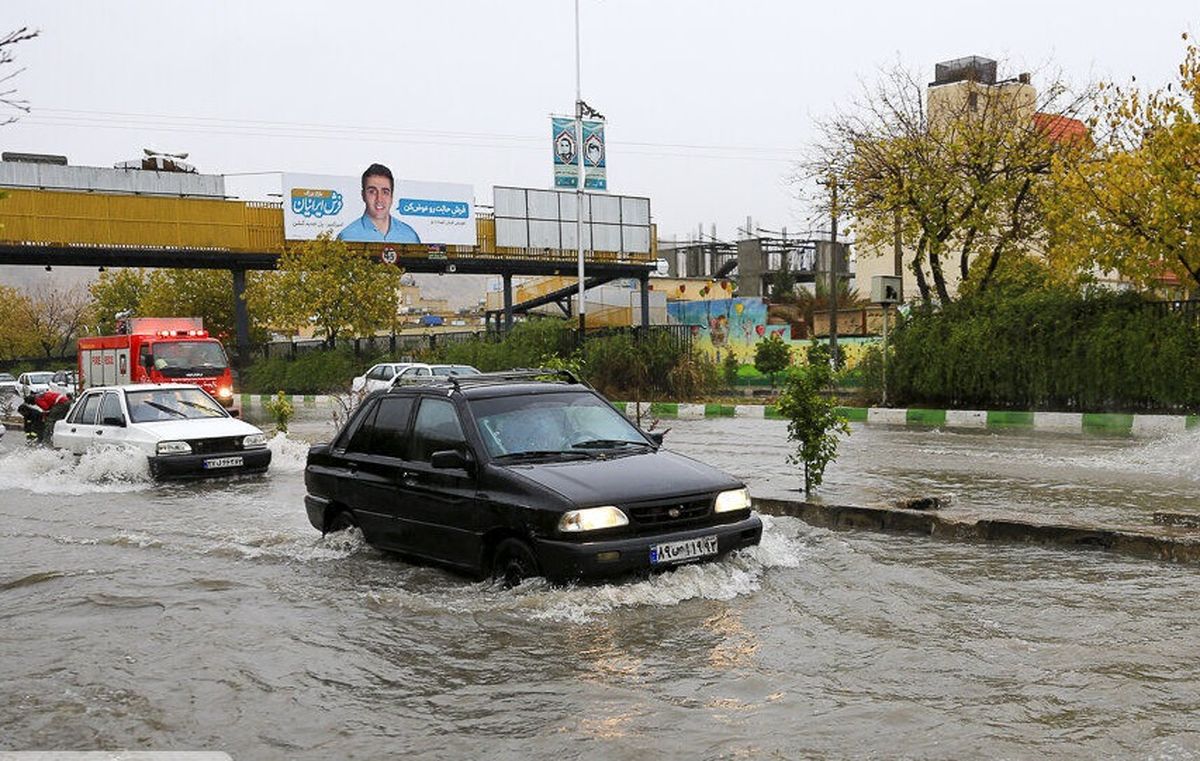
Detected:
left=574, top=0, right=586, bottom=339
left=827, top=177, right=840, bottom=368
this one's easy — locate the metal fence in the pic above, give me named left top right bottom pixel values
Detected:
left=249, top=324, right=694, bottom=363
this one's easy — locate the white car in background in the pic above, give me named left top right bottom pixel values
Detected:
left=0, top=372, right=18, bottom=396
left=350, top=362, right=432, bottom=394
left=17, top=371, right=54, bottom=398
left=53, top=383, right=271, bottom=479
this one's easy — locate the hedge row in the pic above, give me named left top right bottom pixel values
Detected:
left=889, top=290, right=1200, bottom=412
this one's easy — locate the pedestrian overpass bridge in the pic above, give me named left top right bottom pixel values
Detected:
left=0, top=188, right=657, bottom=355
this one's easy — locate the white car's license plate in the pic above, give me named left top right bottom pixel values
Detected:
left=203, top=456, right=244, bottom=469
left=650, top=535, right=719, bottom=565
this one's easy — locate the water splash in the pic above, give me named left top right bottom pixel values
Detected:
left=266, top=433, right=310, bottom=473
left=359, top=516, right=812, bottom=623
left=0, top=444, right=152, bottom=495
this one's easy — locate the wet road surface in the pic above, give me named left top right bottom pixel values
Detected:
left=2, top=420, right=1199, bottom=759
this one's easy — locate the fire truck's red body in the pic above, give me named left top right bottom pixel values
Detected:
left=76, top=317, right=236, bottom=406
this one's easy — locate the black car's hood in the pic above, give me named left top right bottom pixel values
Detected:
left=499, top=449, right=741, bottom=506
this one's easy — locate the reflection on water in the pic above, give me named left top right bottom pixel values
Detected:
left=3, top=423, right=1200, bottom=759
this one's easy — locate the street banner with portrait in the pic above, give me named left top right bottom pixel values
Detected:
left=282, top=170, right=476, bottom=245
left=551, top=117, right=579, bottom=189
left=551, top=117, right=607, bottom=191
left=582, top=120, right=606, bottom=191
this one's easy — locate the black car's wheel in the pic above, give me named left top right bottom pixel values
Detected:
left=492, top=538, right=540, bottom=588
left=326, top=508, right=357, bottom=534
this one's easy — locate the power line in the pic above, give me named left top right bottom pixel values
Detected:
left=19, top=107, right=800, bottom=163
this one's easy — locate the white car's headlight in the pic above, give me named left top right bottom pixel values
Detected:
left=242, top=433, right=267, bottom=449
left=558, top=505, right=629, bottom=533
left=156, top=440, right=192, bottom=456
left=714, top=487, right=751, bottom=513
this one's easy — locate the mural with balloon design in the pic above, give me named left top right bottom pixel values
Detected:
left=667, top=297, right=872, bottom=367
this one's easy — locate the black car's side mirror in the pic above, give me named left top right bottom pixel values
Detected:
left=647, top=430, right=666, bottom=446
left=431, top=449, right=474, bottom=471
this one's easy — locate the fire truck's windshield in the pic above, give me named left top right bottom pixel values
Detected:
left=150, top=341, right=229, bottom=378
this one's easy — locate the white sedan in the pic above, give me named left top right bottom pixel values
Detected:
left=350, top=362, right=432, bottom=394
left=17, top=371, right=54, bottom=398
left=53, top=384, right=271, bottom=478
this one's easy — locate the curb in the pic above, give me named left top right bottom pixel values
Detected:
left=752, top=497, right=1200, bottom=565
left=238, top=393, right=342, bottom=414
left=612, top=401, right=1197, bottom=437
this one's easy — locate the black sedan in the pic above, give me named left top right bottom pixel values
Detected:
left=304, top=370, right=762, bottom=584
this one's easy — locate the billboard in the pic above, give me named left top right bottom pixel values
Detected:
left=282, top=169, right=476, bottom=245
left=493, top=186, right=650, bottom=254
left=551, top=117, right=606, bottom=191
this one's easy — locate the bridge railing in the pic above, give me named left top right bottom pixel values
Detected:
left=0, top=190, right=655, bottom=264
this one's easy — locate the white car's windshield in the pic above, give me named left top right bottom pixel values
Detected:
left=127, top=388, right=229, bottom=423
left=27, top=373, right=53, bottom=383
left=470, top=391, right=649, bottom=458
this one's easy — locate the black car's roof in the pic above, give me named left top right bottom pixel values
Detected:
left=382, top=369, right=593, bottom=400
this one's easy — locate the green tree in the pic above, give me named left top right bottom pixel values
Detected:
left=88, top=267, right=267, bottom=343
left=754, top=333, right=791, bottom=388
left=89, top=268, right=150, bottom=334
left=142, top=269, right=255, bottom=343
left=246, top=232, right=402, bottom=345
left=0, top=284, right=36, bottom=359
left=721, top=350, right=740, bottom=386
left=1048, top=34, right=1200, bottom=292
left=776, top=358, right=850, bottom=496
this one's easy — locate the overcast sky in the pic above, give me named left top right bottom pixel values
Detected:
left=3, top=1, right=1197, bottom=244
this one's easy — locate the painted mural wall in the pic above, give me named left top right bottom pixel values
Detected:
left=667, top=297, right=875, bottom=366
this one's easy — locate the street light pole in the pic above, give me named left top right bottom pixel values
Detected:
left=825, top=176, right=840, bottom=369
left=574, top=0, right=586, bottom=339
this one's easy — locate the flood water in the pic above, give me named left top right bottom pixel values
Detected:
left=2, top=419, right=1200, bottom=760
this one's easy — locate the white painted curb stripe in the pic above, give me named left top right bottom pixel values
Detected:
left=867, top=408, right=907, bottom=425
left=945, top=410, right=988, bottom=428
left=677, top=403, right=706, bottom=419
left=735, top=405, right=765, bottom=418
left=1131, top=415, right=1187, bottom=437
left=1034, top=412, right=1083, bottom=432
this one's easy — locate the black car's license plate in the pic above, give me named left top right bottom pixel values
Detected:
left=650, top=535, right=718, bottom=565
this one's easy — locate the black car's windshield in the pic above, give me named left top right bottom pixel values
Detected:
left=127, top=388, right=229, bottom=423
left=151, top=341, right=229, bottom=378
left=470, top=390, right=649, bottom=458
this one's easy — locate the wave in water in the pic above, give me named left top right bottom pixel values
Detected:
left=0, top=444, right=152, bottom=495
left=358, top=516, right=811, bottom=624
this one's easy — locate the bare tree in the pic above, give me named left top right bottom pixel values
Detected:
left=0, top=27, right=39, bottom=125
left=802, top=60, right=1093, bottom=303
left=21, top=284, right=93, bottom=359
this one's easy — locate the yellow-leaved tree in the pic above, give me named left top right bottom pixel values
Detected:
left=246, top=233, right=402, bottom=346
left=809, top=61, right=1092, bottom=303
left=1049, top=34, right=1200, bottom=292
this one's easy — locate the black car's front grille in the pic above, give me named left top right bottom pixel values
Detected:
left=188, top=436, right=241, bottom=455
left=626, top=495, right=712, bottom=526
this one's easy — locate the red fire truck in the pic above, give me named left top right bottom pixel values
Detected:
left=76, top=317, right=237, bottom=407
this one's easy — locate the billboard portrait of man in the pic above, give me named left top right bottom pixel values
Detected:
left=337, top=163, right=421, bottom=243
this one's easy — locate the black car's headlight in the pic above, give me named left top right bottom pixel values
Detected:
left=714, top=488, right=751, bottom=513
left=558, top=505, right=629, bottom=532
